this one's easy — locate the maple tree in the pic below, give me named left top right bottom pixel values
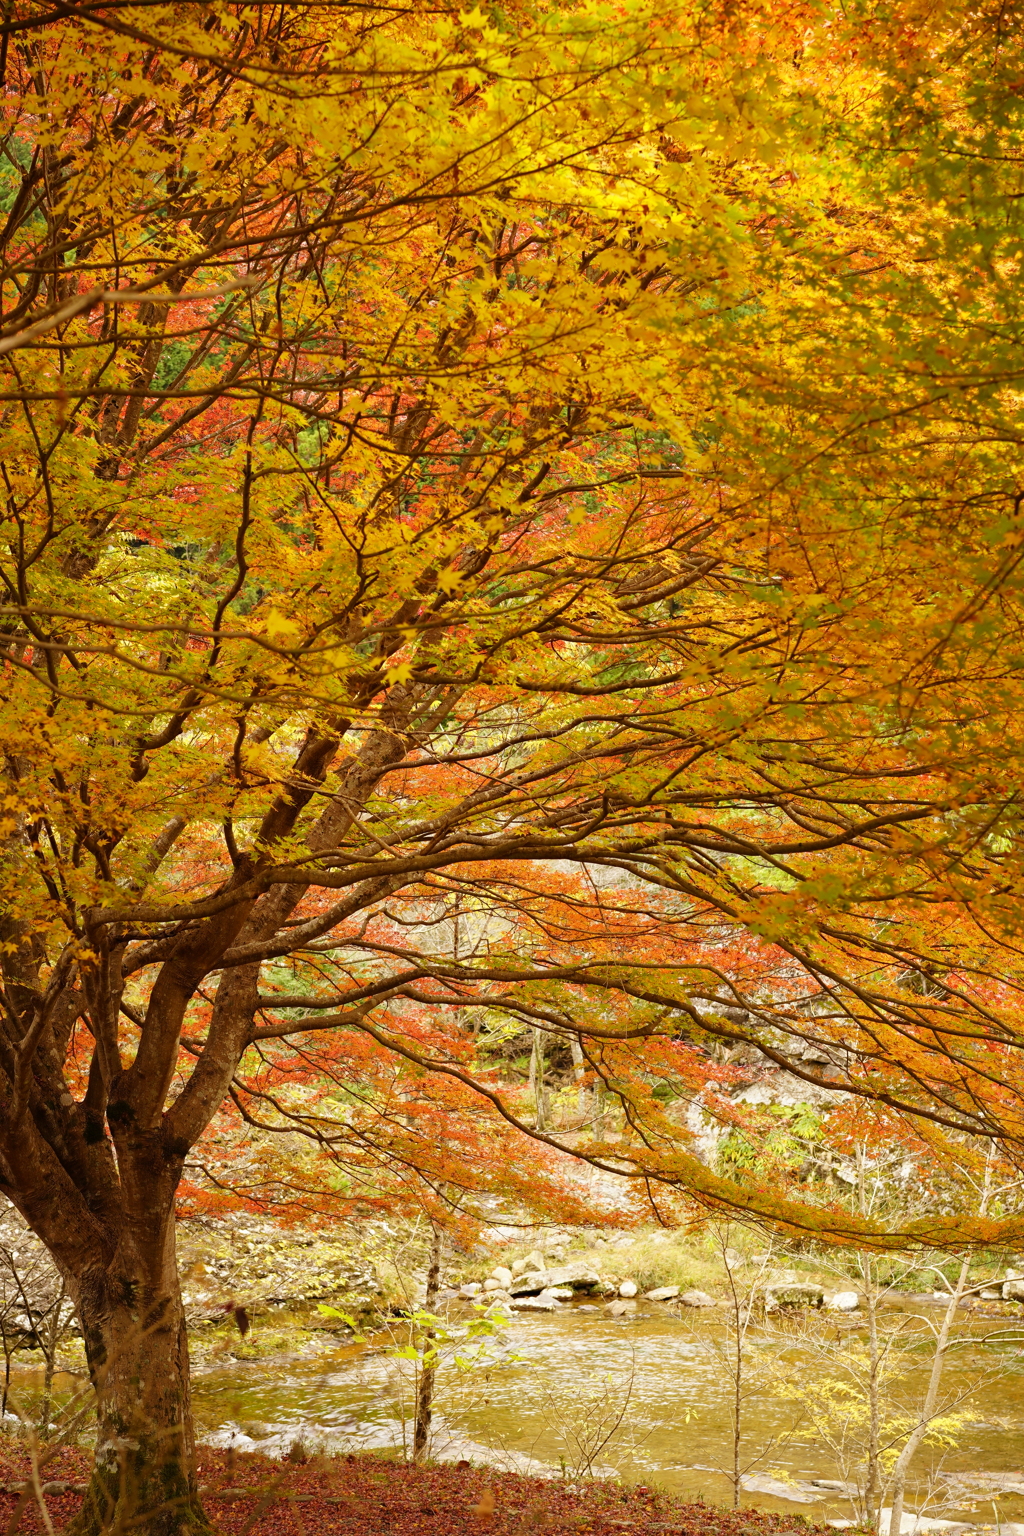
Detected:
left=3, top=0, right=1024, bottom=1529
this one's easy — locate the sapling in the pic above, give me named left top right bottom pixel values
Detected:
left=688, top=1223, right=786, bottom=1508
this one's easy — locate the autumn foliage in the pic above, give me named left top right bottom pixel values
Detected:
left=2, top=0, right=1024, bottom=1525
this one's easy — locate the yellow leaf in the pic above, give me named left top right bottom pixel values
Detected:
left=265, top=610, right=301, bottom=646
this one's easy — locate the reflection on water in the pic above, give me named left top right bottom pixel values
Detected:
left=7, top=1305, right=1024, bottom=1521
left=186, top=1304, right=1024, bottom=1521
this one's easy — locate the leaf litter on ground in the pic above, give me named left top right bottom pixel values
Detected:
left=0, top=1445, right=839, bottom=1536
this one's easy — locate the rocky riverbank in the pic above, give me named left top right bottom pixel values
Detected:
left=171, top=1214, right=1024, bottom=1363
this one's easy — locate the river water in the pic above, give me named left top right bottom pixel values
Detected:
left=182, top=1298, right=1024, bottom=1525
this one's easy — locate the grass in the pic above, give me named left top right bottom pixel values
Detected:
left=586, top=1235, right=727, bottom=1294
left=474, top=1230, right=733, bottom=1296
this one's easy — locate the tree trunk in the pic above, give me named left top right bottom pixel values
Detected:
left=412, top=1225, right=443, bottom=1463
left=569, top=1037, right=587, bottom=1121
left=861, top=1259, right=883, bottom=1532
left=886, top=1255, right=971, bottom=1536
left=38, top=1274, right=67, bottom=1437
left=67, top=1230, right=210, bottom=1536
left=529, top=1029, right=546, bottom=1131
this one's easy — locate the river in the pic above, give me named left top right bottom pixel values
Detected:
left=179, top=1297, right=1024, bottom=1526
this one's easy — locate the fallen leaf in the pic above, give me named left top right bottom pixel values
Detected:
left=471, top=1486, right=496, bottom=1518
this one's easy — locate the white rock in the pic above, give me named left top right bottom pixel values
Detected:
left=540, top=1286, right=574, bottom=1300
left=482, top=1277, right=503, bottom=1292
left=740, top=1472, right=819, bottom=1503
left=510, top=1257, right=528, bottom=1276
left=511, top=1262, right=602, bottom=1296
left=764, top=1282, right=825, bottom=1311
left=459, top=1282, right=482, bottom=1297
left=489, top=1265, right=513, bottom=1289
left=827, top=1291, right=861, bottom=1311
left=511, top=1295, right=559, bottom=1312
left=618, top=1279, right=638, bottom=1298
left=203, top=1426, right=259, bottom=1452
left=606, top=1298, right=637, bottom=1316
left=679, top=1289, right=717, bottom=1307
left=877, top=1510, right=972, bottom=1534
left=644, top=1285, right=680, bottom=1301
left=522, top=1249, right=545, bottom=1273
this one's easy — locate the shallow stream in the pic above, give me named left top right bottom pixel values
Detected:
left=9, top=1298, right=1024, bottom=1524
left=180, top=1298, right=1024, bottom=1526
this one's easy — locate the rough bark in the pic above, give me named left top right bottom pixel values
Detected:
left=412, top=1226, right=444, bottom=1463
left=67, top=1207, right=209, bottom=1536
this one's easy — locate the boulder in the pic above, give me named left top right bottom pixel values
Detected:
left=459, top=1282, right=482, bottom=1298
left=489, top=1265, right=513, bottom=1290
left=510, top=1273, right=548, bottom=1296
left=826, top=1291, right=861, bottom=1312
left=644, top=1286, right=680, bottom=1302
left=546, top=1263, right=603, bottom=1291
left=523, top=1249, right=546, bottom=1273
left=540, top=1286, right=574, bottom=1300
left=511, top=1295, right=560, bottom=1312
left=482, top=1277, right=504, bottom=1292
left=1002, top=1278, right=1024, bottom=1302
left=606, top=1299, right=637, bottom=1316
left=618, top=1279, right=638, bottom=1298
left=510, top=1257, right=528, bottom=1276
left=679, top=1289, right=717, bottom=1307
left=765, top=1283, right=825, bottom=1311
left=510, top=1262, right=603, bottom=1296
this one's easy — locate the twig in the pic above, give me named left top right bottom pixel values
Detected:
left=0, top=277, right=259, bottom=356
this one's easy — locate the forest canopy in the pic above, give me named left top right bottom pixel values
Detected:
left=2, top=0, right=1024, bottom=1529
